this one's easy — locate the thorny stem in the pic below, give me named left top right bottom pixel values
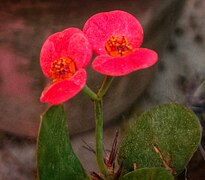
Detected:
left=83, top=76, right=114, bottom=179
left=94, top=99, right=109, bottom=178
left=94, top=76, right=114, bottom=179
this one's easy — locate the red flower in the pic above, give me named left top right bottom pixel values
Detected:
left=83, top=10, right=158, bottom=76
left=40, top=28, right=92, bottom=104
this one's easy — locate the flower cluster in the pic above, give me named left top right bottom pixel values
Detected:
left=40, top=10, right=158, bottom=105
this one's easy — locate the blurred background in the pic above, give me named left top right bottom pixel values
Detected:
left=0, top=0, right=205, bottom=179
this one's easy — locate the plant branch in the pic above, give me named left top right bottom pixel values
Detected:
left=94, top=99, right=109, bottom=178
left=97, top=76, right=114, bottom=98
left=83, top=85, right=99, bottom=101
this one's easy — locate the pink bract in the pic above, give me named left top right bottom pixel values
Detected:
left=83, top=10, right=158, bottom=76
left=92, top=48, right=158, bottom=76
left=40, top=28, right=92, bottom=77
left=40, top=69, right=86, bottom=104
left=40, top=28, right=92, bottom=104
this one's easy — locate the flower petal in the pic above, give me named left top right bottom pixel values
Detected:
left=92, top=48, right=158, bottom=76
left=40, top=28, right=91, bottom=77
left=67, top=32, right=92, bottom=69
left=83, top=10, right=143, bottom=55
left=40, top=69, right=86, bottom=104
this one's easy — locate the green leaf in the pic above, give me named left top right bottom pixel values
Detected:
left=37, top=105, right=87, bottom=180
left=121, top=167, right=174, bottom=180
left=118, top=103, right=202, bottom=175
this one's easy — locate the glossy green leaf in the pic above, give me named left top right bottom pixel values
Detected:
left=121, top=167, right=174, bottom=180
left=118, top=103, right=202, bottom=175
left=37, top=105, right=87, bottom=180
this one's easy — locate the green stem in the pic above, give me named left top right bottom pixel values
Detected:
left=83, top=85, right=98, bottom=101
left=97, top=76, right=114, bottom=98
left=84, top=76, right=114, bottom=178
left=94, top=99, right=109, bottom=178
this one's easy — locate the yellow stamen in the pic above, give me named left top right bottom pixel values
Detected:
left=105, top=36, right=133, bottom=57
left=50, top=57, right=76, bottom=82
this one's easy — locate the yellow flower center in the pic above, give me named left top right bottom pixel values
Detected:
left=50, top=57, right=76, bottom=82
left=105, top=36, right=133, bottom=57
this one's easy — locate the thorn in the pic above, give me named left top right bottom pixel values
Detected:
left=105, top=130, right=119, bottom=169
left=81, top=139, right=96, bottom=155
left=91, top=172, right=104, bottom=180
left=114, top=163, right=123, bottom=179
